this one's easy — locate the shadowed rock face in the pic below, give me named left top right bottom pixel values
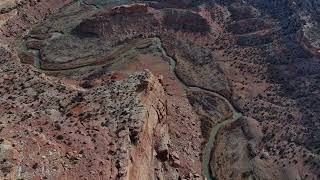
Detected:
left=144, top=0, right=208, bottom=9
left=162, top=9, right=210, bottom=34
left=74, top=3, right=210, bottom=40
left=73, top=3, right=159, bottom=40
left=1, top=0, right=320, bottom=179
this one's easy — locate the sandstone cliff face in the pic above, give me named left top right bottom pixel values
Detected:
left=74, top=3, right=160, bottom=42
left=74, top=3, right=212, bottom=42
left=125, top=70, right=167, bottom=180
left=111, top=3, right=148, bottom=15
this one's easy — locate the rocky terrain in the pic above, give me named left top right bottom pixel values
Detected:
left=1, top=0, right=320, bottom=179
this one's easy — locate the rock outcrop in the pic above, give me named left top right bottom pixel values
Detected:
left=111, top=3, right=148, bottom=15
left=162, top=9, right=210, bottom=34
left=0, top=46, right=167, bottom=179
left=74, top=3, right=160, bottom=41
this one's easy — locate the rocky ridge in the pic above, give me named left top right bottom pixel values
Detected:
left=0, top=46, right=168, bottom=179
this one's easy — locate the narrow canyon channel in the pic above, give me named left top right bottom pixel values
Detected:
left=157, top=38, right=243, bottom=180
